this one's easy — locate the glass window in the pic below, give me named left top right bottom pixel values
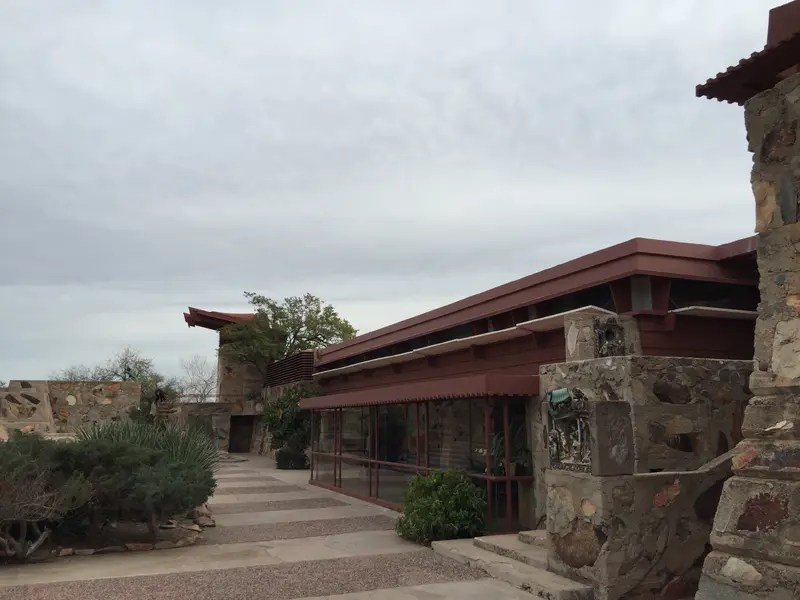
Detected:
left=339, top=456, right=371, bottom=498
left=375, top=463, right=416, bottom=506
left=340, top=407, right=370, bottom=458
left=314, top=410, right=337, bottom=454
left=313, top=452, right=335, bottom=485
left=376, top=404, right=416, bottom=465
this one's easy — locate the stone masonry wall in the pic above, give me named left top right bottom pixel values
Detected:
left=1, top=380, right=140, bottom=440
left=547, top=453, right=733, bottom=600
left=0, top=380, right=55, bottom=438
left=564, top=313, right=642, bottom=362
left=529, top=355, right=752, bottom=548
left=539, top=356, right=752, bottom=474
left=49, top=380, right=140, bottom=433
left=158, top=396, right=266, bottom=453
left=218, top=352, right=263, bottom=404
left=697, top=70, right=800, bottom=600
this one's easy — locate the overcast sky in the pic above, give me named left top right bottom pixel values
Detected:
left=0, top=1, right=774, bottom=381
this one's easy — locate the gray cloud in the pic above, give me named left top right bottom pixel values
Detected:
left=0, top=0, right=773, bottom=378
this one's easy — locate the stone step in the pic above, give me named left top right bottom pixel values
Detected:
left=518, top=529, right=548, bottom=548
left=432, top=538, right=593, bottom=600
left=473, top=534, right=548, bottom=569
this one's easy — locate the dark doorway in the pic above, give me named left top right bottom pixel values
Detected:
left=229, top=416, right=255, bottom=453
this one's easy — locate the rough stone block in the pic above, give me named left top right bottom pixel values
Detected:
left=709, top=475, right=800, bottom=567
left=732, top=438, right=800, bottom=480
left=698, top=551, right=800, bottom=600
left=538, top=356, right=751, bottom=474
left=741, top=394, right=800, bottom=440
left=589, top=401, right=634, bottom=476
left=546, top=462, right=730, bottom=600
left=211, top=414, right=230, bottom=451
left=564, top=313, right=641, bottom=362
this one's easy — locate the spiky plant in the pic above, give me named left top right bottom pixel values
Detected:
left=74, top=421, right=220, bottom=473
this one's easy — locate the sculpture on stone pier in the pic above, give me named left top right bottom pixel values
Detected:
left=545, top=388, right=592, bottom=472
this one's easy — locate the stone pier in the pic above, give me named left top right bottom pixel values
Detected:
left=695, top=3, right=800, bottom=598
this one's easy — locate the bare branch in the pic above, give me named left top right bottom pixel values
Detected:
left=179, top=355, right=218, bottom=403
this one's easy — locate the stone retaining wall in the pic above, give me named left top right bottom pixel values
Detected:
left=0, top=380, right=140, bottom=440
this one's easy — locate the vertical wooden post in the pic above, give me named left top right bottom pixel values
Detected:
left=503, top=398, right=512, bottom=532
left=332, top=409, right=339, bottom=487
left=425, top=401, right=430, bottom=469
left=310, top=409, right=315, bottom=482
left=336, top=409, right=341, bottom=487
left=368, top=406, right=374, bottom=497
left=415, top=402, right=421, bottom=466
left=484, top=401, right=492, bottom=530
left=375, top=406, right=381, bottom=499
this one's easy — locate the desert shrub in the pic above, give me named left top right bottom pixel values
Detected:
left=0, top=422, right=219, bottom=550
left=124, top=460, right=216, bottom=528
left=75, top=420, right=220, bottom=473
left=52, top=437, right=165, bottom=533
left=0, top=431, right=90, bottom=560
left=264, top=383, right=320, bottom=469
left=264, top=384, right=315, bottom=451
left=274, top=447, right=309, bottom=470
left=62, top=421, right=218, bottom=537
left=395, top=470, right=486, bottom=546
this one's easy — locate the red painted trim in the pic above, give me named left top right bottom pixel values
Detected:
left=311, top=451, right=534, bottom=481
left=316, top=237, right=756, bottom=365
left=300, top=374, right=539, bottom=409
left=308, top=480, right=401, bottom=511
left=184, top=307, right=253, bottom=330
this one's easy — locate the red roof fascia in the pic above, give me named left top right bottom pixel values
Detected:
left=315, top=237, right=755, bottom=366
left=298, top=374, right=539, bottom=409
left=697, top=2, right=800, bottom=105
left=184, top=307, right=253, bottom=330
left=714, top=236, right=757, bottom=261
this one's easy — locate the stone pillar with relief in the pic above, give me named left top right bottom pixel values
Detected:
left=696, top=3, right=800, bottom=597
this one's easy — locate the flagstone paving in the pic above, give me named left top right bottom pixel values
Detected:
left=0, top=455, right=530, bottom=599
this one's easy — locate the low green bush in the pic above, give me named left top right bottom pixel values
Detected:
left=395, top=470, right=486, bottom=546
left=1, top=421, right=220, bottom=556
left=274, top=447, right=309, bottom=470
left=67, top=421, right=219, bottom=535
left=0, top=431, right=90, bottom=560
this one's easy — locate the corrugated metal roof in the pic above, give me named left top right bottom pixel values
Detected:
left=299, top=374, right=539, bottom=409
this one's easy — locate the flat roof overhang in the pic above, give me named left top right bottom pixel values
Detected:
left=299, top=373, right=539, bottom=410
left=314, top=306, right=613, bottom=381
left=184, top=307, right=253, bottom=330
left=316, top=237, right=757, bottom=367
left=697, top=1, right=800, bottom=105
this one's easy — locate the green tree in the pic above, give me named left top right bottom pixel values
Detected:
left=219, top=292, right=356, bottom=380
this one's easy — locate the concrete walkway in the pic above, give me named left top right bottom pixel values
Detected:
left=0, top=455, right=529, bottom=599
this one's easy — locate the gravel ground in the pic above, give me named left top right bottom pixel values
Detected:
left=213, top=484, right=305, bottom=495
left=197, top=515, right=397, bottom=545
left=8, top=551, right=484, bottom=600
left=209, top=497, right=347, bottom=515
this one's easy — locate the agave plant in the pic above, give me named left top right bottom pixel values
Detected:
left=75, top=421, right=220, bottom=473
